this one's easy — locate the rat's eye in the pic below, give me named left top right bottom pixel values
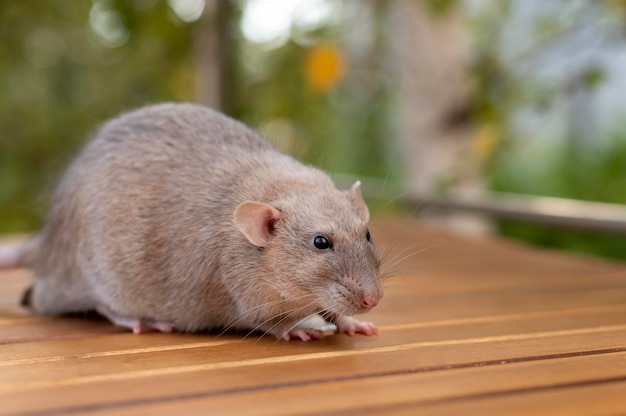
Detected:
left=313, top=236, right=333, bottom=250
left=366, top=230, right=371, bottom=242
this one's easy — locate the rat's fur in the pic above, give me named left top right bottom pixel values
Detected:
left=11, top=103, right=383, bottom=340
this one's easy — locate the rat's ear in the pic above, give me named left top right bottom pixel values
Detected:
left=348, top=181, right=369, bottom=222
left=234, top=201, right=282, bottom=247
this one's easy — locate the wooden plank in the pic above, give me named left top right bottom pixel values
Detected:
left=3, top=320, right=626, bottom=390
left=415, top=380, right=626, bottom=416
left=1, top=217, right=625, bottom=416
left=2, top=323, right=626, bottom=413
left=31, top=351, right=626, bottom=416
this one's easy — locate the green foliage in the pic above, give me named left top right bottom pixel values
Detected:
left=425, top=0, right=458, bottom=16
left=489, top=131, right=626, bottom=260
left=497, top=222, right=626, bottom=261
left=0, top=1, right=398, bottom=233
left=0, top=1, right=202, bottom=232
left=465, top=1, right=626, bottom=261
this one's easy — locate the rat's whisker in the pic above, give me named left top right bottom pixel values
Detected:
left=374, top=190, right=409, bottom=214
left=377, top=206, right=429, bottom=262
left=380, top=270, right=398, bottom=281
left=272, top=309, right=331, bottom=344
left=387, top=246, right=437, bottom=270
left=383, top=240, right=434, bottom=265
left=216, top=293, right=311, bottom=338
left=250, top=299, right=318, bottom=341
left=265, top=310, right=323, bottom=344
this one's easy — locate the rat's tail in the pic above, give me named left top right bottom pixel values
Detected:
left=0, top=236, right=39, bottom=269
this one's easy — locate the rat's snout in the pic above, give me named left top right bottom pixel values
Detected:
left=360, top=288, right=383, bottom=310
left=361, top=295, right=379, bottom=309
left=327, top=273, right=383, bottom=314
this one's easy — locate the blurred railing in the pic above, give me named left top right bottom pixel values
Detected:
left=406, top=192, right=626, bottom=235
left=333, top=173, right=626, bottom=235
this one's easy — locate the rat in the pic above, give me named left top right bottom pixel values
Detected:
left=0, top=103, right=383, bottom=341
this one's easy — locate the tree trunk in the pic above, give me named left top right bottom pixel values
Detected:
left=391, top=1, right=492, bottom=235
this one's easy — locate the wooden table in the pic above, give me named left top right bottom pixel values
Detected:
left=2, top=217, right=626, bottom=415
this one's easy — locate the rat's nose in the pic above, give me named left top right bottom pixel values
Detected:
left=361, top=295, right=379, bottom=309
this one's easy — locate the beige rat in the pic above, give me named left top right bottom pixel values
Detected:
left=0, top=103, right=383, bottom=341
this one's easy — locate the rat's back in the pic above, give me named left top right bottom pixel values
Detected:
left=27, top=103, right=278, bottom=324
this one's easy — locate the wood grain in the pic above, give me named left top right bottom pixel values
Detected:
left=1, top=217, right=625, bottom=415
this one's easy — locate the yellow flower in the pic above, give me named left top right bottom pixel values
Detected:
left=305, top=43, right=346, bottom=93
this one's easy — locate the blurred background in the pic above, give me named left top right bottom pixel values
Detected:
left=2, top=0, right=626, bottom=260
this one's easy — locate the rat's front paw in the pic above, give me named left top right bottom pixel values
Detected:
left=335, top=315, right=378, bottom=336
left=280, top=327, right=325, bottom=341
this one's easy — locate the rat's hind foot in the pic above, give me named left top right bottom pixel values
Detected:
left=276, top=314, right=340, bottom=341
left=281, top=327, right=325, bottom=341
left=335, top=315, right=378, bottom=336
left=129, top=320, right=175, bottom=334
left=96, top=307, right=174, bottom=334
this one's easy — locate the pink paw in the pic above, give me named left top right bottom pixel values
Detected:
left=97, top=307, right=174, bottom=334
left=335, top=316, right=378, bottom=336
left=280, top=327, right=325, bottom=341
left=132, top=321, right=174, bottom=334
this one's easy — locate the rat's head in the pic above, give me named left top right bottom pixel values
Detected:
left=234, top=181, right=383, bottom=318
